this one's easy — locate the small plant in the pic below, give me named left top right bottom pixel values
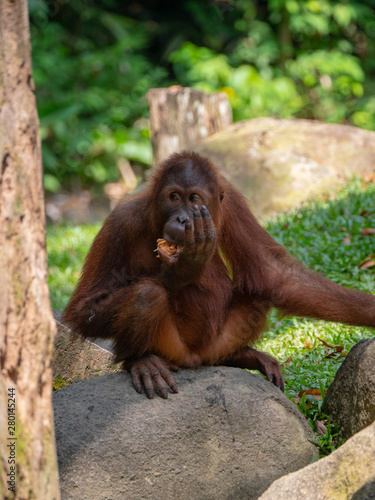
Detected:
left=309, top=418, right=345, bottom=459
left=53, top=376, right=69, bottom=391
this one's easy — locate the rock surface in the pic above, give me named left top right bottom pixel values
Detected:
left=323, top=338, right=375, bottom=439
left=54, top=367, right=317, bottom=500
left=259, top=421, right=375, bottom=500
left=194, top=118, right=375, bottom=218
left=52, top=316, right=119, bottom=384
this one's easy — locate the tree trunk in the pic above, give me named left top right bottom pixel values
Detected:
left=278, top=8, right=293, bottom=67
left=0, top=1, right=60, bottom=499
left=147, top=86, right=232, bottom=165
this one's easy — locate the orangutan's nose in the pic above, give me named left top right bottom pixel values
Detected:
left=178, top=215, right=187, bottom=224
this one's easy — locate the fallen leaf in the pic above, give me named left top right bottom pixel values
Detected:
left=304, top=338, right=313, bottom=349
left=316, top=420, right=327, bottom=436
left=360, top=209, right=368, bottom=217
left=325, top=352, right=340, bottom=359
left=317, top=338, right=344, bottom=353
left=360, top=259, right=375, bottom=269
left=359, top=255, right=375, bottom=270
left=298, top=389, right=325, bottom=400
left=360, top=228, right=375, bottom=236
left=325, top=346, right=345, bottom=359
left=324, top=352, right=335, bottom=359
left=284, top=356, right=293, bottom=366
left=317, top=338, right=335, bottom=349
left=343, top=235, right=351, bottom=245
left=362, top=173, right=375, bottom=185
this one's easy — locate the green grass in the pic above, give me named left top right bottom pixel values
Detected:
left=260, top=178, right=375, bottom=371
left=47, top=224, right=100, bottom=311
left=47, top=177, right=375, bottom=452
left=257, top=177, right=375, bottom=451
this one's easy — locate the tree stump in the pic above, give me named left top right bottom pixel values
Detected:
left=147, top=87, right=232, bottom=165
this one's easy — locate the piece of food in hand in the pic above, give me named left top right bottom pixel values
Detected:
left=154, top=238, right=183, bottom=258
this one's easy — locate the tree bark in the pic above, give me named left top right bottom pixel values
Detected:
left=0, top=1, right=60, bottom=499
left=278, top=8, right=293, bottom=67
left=147, top=87, right=232, bottom=165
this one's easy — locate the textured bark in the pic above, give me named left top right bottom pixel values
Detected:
left=147, top=87, right=232, bottom=164
left=0, top=1, right=60, bottom=499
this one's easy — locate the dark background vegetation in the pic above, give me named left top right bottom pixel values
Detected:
left=29, top=0, right=375, bottom=193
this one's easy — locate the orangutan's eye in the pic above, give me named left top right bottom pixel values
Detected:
left=170, top=192, right=180, bottom=202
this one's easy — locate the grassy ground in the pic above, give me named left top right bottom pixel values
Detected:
left=47, top=224, right=100, bottom=312
left=256, top=177, right=375, bottom=452
left=47, top=177, right=375, bottom=452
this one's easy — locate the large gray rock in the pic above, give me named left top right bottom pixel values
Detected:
left=323, top=338, right=375, bottom=439
left=54, top=367, right=317, bottom=500
left=194, top=118, right=375, bottom=218
left=259, top=421, right=375, bottom=500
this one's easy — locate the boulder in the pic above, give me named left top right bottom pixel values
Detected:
left=194, top=118, right=375, bottom=218
left=322, top=338, right=375, bottom=439
left=53, top=367, right=317, bottom=500
left=52, top=316, right=119, bottom=384
left=259, top=421, right=375, bottom=500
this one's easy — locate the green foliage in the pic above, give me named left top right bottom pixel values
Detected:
left=30, top=0, right=375, bottom=191
left=53, top=376, right=69, bottom=391
left=310, top=419, right=344, bottom=458
left=287, top=50, right=365, bottom=122
left=170, top=42, right=303, bottom=119
left=168, top=0, right=375, bottom=125
left=30, top=3, right=164, bottom=191
left=170, top=28, right=370, bottom=124
left=47, top=224, right=100, bottom=311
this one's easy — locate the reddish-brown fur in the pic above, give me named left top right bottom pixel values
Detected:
left=63, top=151, right=375, bottom=397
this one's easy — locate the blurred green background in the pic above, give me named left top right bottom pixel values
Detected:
left=29, top=0, right=375, bottom=194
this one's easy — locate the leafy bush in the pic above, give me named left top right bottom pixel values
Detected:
left=169, top=1, right=375, bottom=125
left=30, top=6, right=166, bottom=191
left=30, top=0, right=375, bottom=192
left=169, top=41, right=368, bottom=125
